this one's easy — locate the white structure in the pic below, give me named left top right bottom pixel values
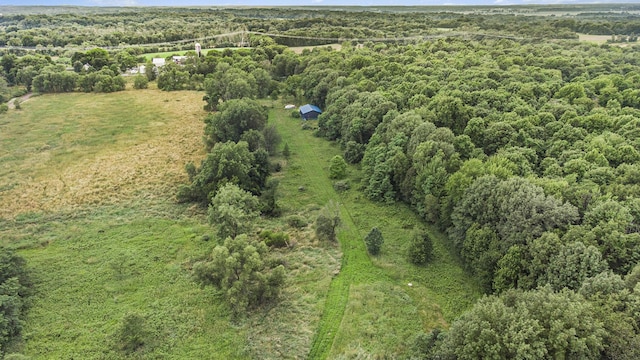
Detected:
left=172, top=56, right=188, bottom=64
left=284, top=104, right=296, bottom=110
left=195, top=42, right=202, bottom=57
left=152, top=58, right=166, bottom=67
left=131, top=64, right=146, bottom=74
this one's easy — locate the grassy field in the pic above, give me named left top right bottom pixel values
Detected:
left=269, top=106, right=481, bottom=358
left=0, top=90, right=343, bottom=359
left=0, top=90, right=479, bottom=359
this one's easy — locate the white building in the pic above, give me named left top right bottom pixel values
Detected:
left=152, top=58, right=166, bottom=67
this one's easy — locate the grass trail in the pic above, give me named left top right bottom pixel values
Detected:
left=271, top=107, right=481, bottom=359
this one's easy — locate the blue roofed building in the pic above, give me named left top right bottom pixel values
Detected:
left=299, top=104, right=322, bottom=120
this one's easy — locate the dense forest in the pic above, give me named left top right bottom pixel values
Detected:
left=2, top=4, right=640, bottom=359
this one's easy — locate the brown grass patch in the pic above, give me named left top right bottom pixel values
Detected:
left=0, top=90, right=206, bottom=218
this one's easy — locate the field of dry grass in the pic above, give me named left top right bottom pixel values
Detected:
left=0, top=89, right=206, bottom=218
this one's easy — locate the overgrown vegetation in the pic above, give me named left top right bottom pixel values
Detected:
left=193, top=235, right=286, bottom=315
left=0, top=248, right=31, bottom=355
left=364, top=227, right=384, bottom=255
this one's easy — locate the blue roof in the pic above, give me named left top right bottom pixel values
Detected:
left=299, top=104, right=322, bottom=114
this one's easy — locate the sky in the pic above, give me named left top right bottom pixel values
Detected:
left=3, top=0, right=640, bottom=6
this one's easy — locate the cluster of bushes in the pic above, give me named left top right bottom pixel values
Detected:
left=174, top=56, right=288, bottom=312
left=0, top=248, right=32, bottom=355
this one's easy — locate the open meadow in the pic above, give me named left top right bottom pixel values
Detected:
left=0, top=89, right=480, bottom=358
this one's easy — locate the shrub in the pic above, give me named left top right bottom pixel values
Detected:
left=329, top=155, right=347, bottom=180
left=408, top=229, right=434, bottom=265
left=365, top=227, right=384, bottom=255
left=193, top=235, right=286, bottom=314
left=0, top=248, right=32, bottom=353
left=115, top=313, right=149, bottom=354
left=286, top=215, right=307, bottom=229
left=0, top=104, right=8, bottom=114
left=133, top=75, right=148, bottom=89
left=259, top=179, right=281, bottom=217
left=344, top=141, right=366, bottom=164
left=291, top=110, right=300, bottom=118
left=315, top=210, right=341, bottom=242
left=208, top=183, right=260, bottom=239
left=282, top=143, right=291, bottom=159
left=259, top=230, right=290, bottom=248
left=263, top=125, right=282, bottom=155
left=333, top=180, right=350, bottom=192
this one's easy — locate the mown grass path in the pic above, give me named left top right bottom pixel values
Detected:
left=269, top=111, right=372, bottom=359
left=272, top=106, right=481, bottom=359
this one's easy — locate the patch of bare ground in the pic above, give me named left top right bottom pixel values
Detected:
left=289, top=43, right=342, bottom=54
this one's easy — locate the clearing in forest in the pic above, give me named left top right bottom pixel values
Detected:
left=270, top=106, right=481, bottom=358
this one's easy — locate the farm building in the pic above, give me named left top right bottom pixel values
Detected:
left=152, top=58, right=166, bottom=67
left=299, top=104, right=322, bottom=120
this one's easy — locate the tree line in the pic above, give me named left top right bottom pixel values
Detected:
left=2, top=6, right=640, bottom=56
left=284, top=37, right=640, bottom=358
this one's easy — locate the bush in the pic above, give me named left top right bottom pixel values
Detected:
left=114, top=313, right=149, bottom=354
left=333, top=180, right=350, bottom=192
left=263, top=125, right=282, bottom=155
left=259, top=179, right=281, bottom=217
left=329, top=155, right=348, bottom=180
left=407, top=229, right=434, bottom=265
left=133, top=75, right=148, bottom=89
left=286, top=215, right=307, bottom=229
left=0, top=248, right=32, bottom=353
left=0, top=104, right=8, bottom=114
left=344, top=141, right=366, bottom=164
left=365, top=227, right=384, bottom=255
left=259, top=230, right=290, bottom=248
left=291, top=110, right=300, bottom=118
left=315, top=209, right=341, bottom=242
left=193, top=235, right=286, bottom=314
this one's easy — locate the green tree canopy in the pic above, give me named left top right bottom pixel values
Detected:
left=204, top=99, right=268, bottom=147
left=435, top=287, right=606, bottom=360
left=193, top=234, right=285, bottom=314
left=208, top=183, right=260, bottom=239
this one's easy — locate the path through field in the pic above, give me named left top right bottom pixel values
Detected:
left=271, top=107, right=480, bottom=359
left=7, top=92, right=33, bottom=109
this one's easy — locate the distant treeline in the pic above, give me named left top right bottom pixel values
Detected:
left=1, top=6, right=640, bottom=55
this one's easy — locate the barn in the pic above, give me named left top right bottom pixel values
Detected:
left=299, top=104, right=322, bottom=120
